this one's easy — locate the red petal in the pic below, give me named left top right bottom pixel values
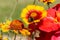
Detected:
left=47, top=8, right=56, bottom=18
left=39, top=17, right=59, bottom=32
left=53, top=4, right=60, bottom=10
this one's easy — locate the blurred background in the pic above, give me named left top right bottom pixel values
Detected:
left=0, top=0, right=60, bottom=22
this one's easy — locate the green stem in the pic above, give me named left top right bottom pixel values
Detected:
left=8, top=32, right=10, bottom=40
left=1, top=30, right=3, bottom=40
left=18, top=30, right=22, bottom=40
left=33, top=0, right=36, bottom=5
left=14, top=34, right=16, bottom=40
left=47, top=2, right=50, bottom=9
left=9, top=0, right=18, bottom=18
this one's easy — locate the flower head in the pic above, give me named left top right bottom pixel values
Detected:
left=10, top=20, right=24, bottom=30
left=1, top=20, right=11, bottom=32
left=20, top=5, right=47, bottom=24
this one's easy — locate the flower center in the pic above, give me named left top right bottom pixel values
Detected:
left=30, top=12, right=37, bottom=18
left=28, top=17, right=34, bottom=22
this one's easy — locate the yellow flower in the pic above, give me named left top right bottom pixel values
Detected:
left=1, top=20, right=11, bottom=32
left=20, top=5, right=47, bottom=25
left=20, top=29, right=30, bottom=36
left=0, top=23, right=3, bottom=28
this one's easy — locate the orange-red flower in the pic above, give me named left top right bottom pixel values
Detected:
left=10, top=20, right=24, bottom=30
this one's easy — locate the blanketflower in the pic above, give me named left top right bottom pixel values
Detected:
left=1, top=20, right=11, bottom=32
left=19, top=29, right=30, bottom=36
left=39, top=0, right=55, bottom=4
left=20, top=5, right=47, bottom=25
left=10, top=20, right=24, bottom=30
left=39, top=17, right=59, bottom=32
left=10, top=20, right=24, bottom=34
